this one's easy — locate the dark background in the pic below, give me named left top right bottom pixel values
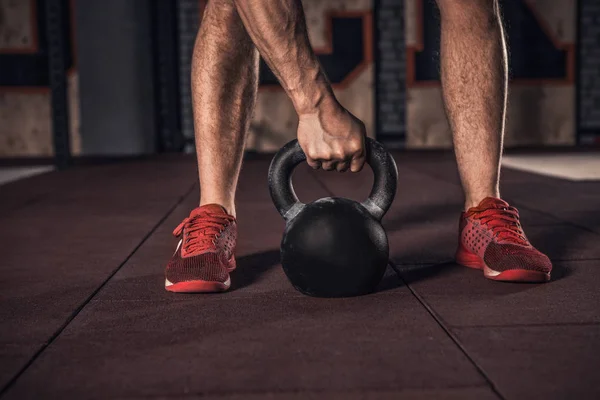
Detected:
left=0, top=0, right=598, bottom=167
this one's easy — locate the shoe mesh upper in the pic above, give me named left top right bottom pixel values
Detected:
left=461, top=197, right=552, bottom=274
left=166, top=204, right=237, bottom=284
left=483, top=242, right=552, bottom=273
left=166, top=250, right=231, bottom=284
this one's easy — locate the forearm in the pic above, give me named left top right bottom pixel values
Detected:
left=233, top=0, right=337, bottom=115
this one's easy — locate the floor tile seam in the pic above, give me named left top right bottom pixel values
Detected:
left=388, top=260, right=506, bottom=400
left=448, top=321, right=600, bottom=330
left=89, top=288, right=410, bottom=303
left=0, top=182, right=197, bottom=398
left=121, top=384, right=497, bottom=399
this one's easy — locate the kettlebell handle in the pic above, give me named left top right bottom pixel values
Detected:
left=268, top=138, right=398, bottom=221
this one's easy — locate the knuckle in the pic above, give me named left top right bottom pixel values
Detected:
left=332, top=151, right=345, bottom=161
left=349, top=140, right=363, bottom=154
left=306, top=149, right=318, bottom=160
left=315, top=152, right=331, bottom=161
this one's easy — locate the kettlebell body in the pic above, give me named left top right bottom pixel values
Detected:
left=281, top=197, right=389, bottom=297
left=268, top=138, right=398, bottom=298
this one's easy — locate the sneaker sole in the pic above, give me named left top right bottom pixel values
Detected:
left=165, top=276, right=231, bottom=293
left=456, top=246, right=550, bottom=283
left=165, top=256, right=236, bottom=293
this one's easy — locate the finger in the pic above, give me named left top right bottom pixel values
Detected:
left=322, top=161, right=337, bottom=171
left=336, top=161, right=350, bottom=172
left=306, top=158, right=322, bottom=170
left=350, top=154, right=366, bottom=173
left=330, top=147, right=346, bottom=163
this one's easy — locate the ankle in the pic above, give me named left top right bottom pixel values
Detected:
left=464, top=192, right=500, bottom=210
left=199, top=199, right=236, bottom=217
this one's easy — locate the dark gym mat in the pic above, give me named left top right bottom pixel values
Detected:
left=396, top=152, right=600, bottom=227
left=316, top=165, right=462, bottom=265
left=490, top=204, right=566, bottom=227
left=398, top=260, right=600, bottom=326
left=0, top=345, right=35, bottom=394
left=122, top=386, right=498, bottom=399
left=311, top=158, right=565, bottom=232
left=0, top=166, right=113, bottom=218
left=4, top=159, right=492, bottom=398
left=503, top=180, right=600, bottom=213
left=386, top=208, right=585, bottom=265
left=5, top=154, right=597, bottom=398
left=399, top=151, right=590, bottom=186
left=310, top=162, right=461, bottom=223
left=387, top=216, right=457, bottom=265
left=535, top=210, right=600, bottom=234
left=0, top=159, right=197, bottom=391
left=310, top=156, right=579, bottom=268
left=94, top=163, right=328, bottom=302
left=93, top=199, right=288, bottom=301
left=398, top=160, right=577, bottom=228
left=0, top=158, right=196, bottom=217
left=4, top=285, right=488, bottom=399
left=397, top=153, right=551, bottom=186
left=524, top=225, right=600, bottom=261
left=0, top=171, right=55, bottom=216
left=236, top=159, right=278, bottom=203
left=310, top=161, right=463, bottom=205
left=453, top=325, right=600, bottom=400
left=237, top=158, right=341, bottom=204
left=386, top=213, right=584, bottom=266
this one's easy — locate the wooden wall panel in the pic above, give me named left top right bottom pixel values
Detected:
left=0, top=0, right=80, bottom=157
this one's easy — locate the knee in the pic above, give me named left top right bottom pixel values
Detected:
left=435, top=0, right=498, bottom=21
left=201, top=0, right=240, bottom=34
left=204, top=0, right=236, bottom=21
left=206, top=0, right=235, bottom=7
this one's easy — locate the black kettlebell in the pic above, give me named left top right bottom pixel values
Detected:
left=268, top=138, right=398, bottom=297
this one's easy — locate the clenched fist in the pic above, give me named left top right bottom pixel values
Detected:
left=297, top=99, right=366, bottom=173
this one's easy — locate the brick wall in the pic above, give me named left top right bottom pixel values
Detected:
left=579, top=0, right=600, bottom=144
left=375, top=0, right=406, bottom=147
left=176, top=0, right=201, bottom=152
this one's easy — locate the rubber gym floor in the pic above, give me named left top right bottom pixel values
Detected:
left=1, top=152, right=599, bottom=399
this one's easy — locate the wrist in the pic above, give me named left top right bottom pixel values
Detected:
left=291, top=72, right=339, bottom=116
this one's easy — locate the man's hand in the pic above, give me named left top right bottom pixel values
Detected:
left=297, top=98, right=366, bottom=173
left=232, top=0, right=366, bottom=172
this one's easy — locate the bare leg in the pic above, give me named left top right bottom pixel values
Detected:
left=192, top=0, right=259, bottom=216
left=437, top=0, right=508, bottom=209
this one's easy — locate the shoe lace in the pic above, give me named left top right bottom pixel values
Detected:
left=469, top=206, right=529, bottom=246
left=173, top=212, right=234, bottom=255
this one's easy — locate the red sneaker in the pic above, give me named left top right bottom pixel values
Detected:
left=165, top=204, right=236, bottom=293
left=456, top=197, right=552, bottom=283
